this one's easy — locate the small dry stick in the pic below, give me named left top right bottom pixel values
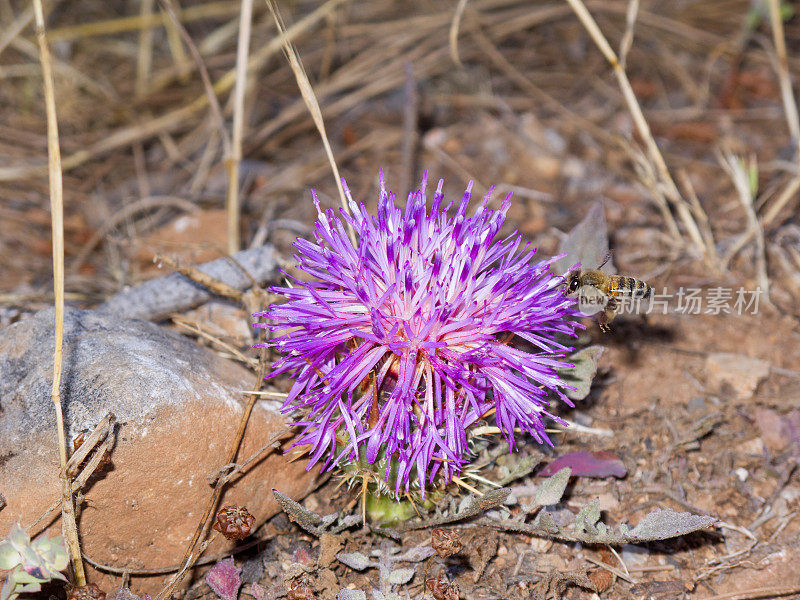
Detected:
left=156, top=254, right=244, bottom=300
left=265, top=0, right=356, bottom=246
left=163, top=6, right=191, bottom=83
left=226, top=0, right=254, bottom=255
left=32, top=0, right=85, bottom=585
left=26, top=415, right=116, bottom=536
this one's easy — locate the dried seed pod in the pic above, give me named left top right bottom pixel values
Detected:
left=213, top=505, right=255, bottom=540
left=67, top=584, right=107, bottom=600
left=588, top=568, right=614, bottom=593
left=425, top=576, right=459, bottom=600
left=588, top=546, right=616, bottom=593
left=287, top=578, right=316, bottom=600
left=431, top=528, right=462, bottom=558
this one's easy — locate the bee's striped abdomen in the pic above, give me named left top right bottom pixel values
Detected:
left=637, top=280, right=653, bottom=299
left=611, top=276, right=651, bottom=299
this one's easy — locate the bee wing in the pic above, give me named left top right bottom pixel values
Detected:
left=552, top=201, right=617, bottom=275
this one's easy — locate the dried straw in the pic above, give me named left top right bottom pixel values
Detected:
left=31, top=0, right=86, bottom=585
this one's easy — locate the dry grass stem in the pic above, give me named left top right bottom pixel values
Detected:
left=618, top=0, right=639, bottom=68
left=164, top=8, right=192, bottom=83
left=0, top=0, right=346, bottom=182
left=172, top=316, right=258, bottom=367
left=767, top=0, right=800, bottom=144
left=158, top=0, right=232, bottom=155
left=0, top=4, right=33, bottom=57
left=135, top=0, right=156, bottom=97
left=156, top=253, right=245, bottom=300
left=31, top=0, right=86, bottom=585
left=761, top=175, right=800, bottom=228
left=717, top=150, right=770, bottom=304
left=701, top=585, right=800, bottom=600
left=564, top=0, right=706, bottom=255
left=584, top=555, right=637, bottom=584
left=677, top=169, right=719, bottom=269
left=265, top=0, right=355, bottom=245
left=449, top=0, right=470, bottom=67
left=45, top=1, right=242, bottom=43
left=226, top=0, right=255, bottom=255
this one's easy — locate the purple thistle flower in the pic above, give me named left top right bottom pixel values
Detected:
left=254, top=170, right=581, bottom=496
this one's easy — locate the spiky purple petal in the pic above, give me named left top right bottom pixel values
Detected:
left=255, top=170, right=581, bottom=495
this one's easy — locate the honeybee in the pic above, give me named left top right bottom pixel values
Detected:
left=565, top=253, right=652, bottom=331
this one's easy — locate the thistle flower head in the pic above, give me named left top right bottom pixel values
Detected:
left=255, top=170, right=581, bottom=496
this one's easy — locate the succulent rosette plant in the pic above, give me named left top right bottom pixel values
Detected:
left=0, top=524, right=69, bottom=600
left=255, top=170, right=581, bottom=497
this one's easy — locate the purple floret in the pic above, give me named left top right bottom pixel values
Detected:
left=254, top=170, right=581, bottom=496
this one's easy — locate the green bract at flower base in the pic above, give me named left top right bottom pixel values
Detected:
left=0, top=524, right=69, bottom=600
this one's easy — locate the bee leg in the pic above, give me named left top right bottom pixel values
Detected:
left=598, top=299, right=618, bottom=333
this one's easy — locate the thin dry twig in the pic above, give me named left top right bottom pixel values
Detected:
left=171, top=315, right=258, bottom=367
left=226, top=0, right=254, bottom=255
left=84, top=535, right=267, bottom=576
left=31, top=0, right=85, bottom=585
left=265, top=0, right=355, bottom=245
left=156, top=254, right=245, bottom=300
left=26, top=415, right=117, bottom=536
left=584, top=555, right=637, bottom=585
left=761, top=174, right=800, bottom=230
left=0, top=4, right=33, bottom=57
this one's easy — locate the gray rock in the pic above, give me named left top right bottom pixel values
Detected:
left=0, top=307, right=317, bottom=593
left=95, top=243, right=278, bottom=321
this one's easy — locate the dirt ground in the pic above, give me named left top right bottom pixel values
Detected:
left=2, top=0, right=800, bottom=598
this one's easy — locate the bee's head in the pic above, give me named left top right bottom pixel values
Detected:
left=565, top=270, right=582, bottom=294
